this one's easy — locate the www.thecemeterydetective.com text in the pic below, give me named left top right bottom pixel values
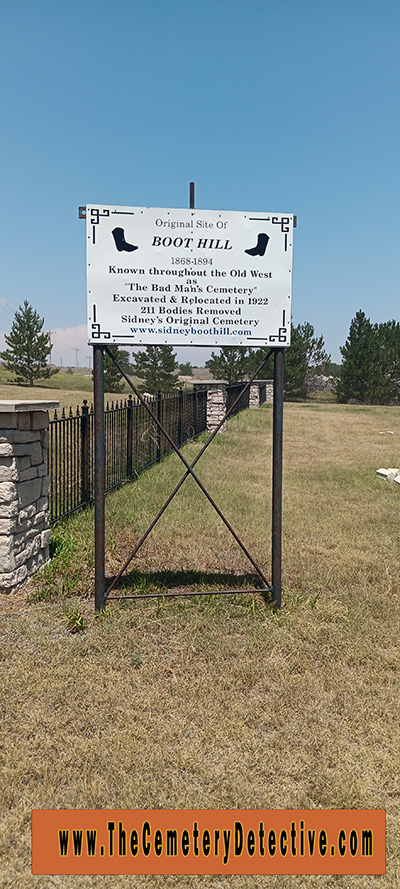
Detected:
left=57, top=818, right=374, bottom=864
left=32, top=809, right=384, bottom=875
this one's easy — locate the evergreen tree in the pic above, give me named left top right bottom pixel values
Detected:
left=336, top=310, right=380, bottom=403
left=282, top=321, right=330, bottom=399
left=101, top=346, right=133, bottom=394
left=247, top=322, right=329, bottom=399
left=132, top=345, right=178, bottom=393
left=205, top=347, right=249, bottom=383
left=179, top=361, right=193, bottom=376
left=282, top=323, right=309, bottom=399
left=295, top=321, right=330, bottom=399
left=0, top=300, right=54, bottom=386
left=205, top=323, right=329, bottom=396
left=374, top=320, right=400, bottom=404
left=338, top=313, right=400, bottom=404
left=246, top=347, right=274, bottom=380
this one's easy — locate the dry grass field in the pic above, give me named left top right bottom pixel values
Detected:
left=0, top=370, right=133, bottom=414
left=1, top=402, right=399, bottom=888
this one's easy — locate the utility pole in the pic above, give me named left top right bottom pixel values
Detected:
left=48, top=330, right=56, bottom=366
left=87, top=355, right=92, bottom=371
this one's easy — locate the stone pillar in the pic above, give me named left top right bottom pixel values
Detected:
left=265, top=380, right=273, bottom=402
left=249, top=382, right=260, bottom=408
left=256, top=380, right=274, bottom=404
left=206, top=382, right=227, bottom=433
left=249, top=380, right=274, bottom=407
left=0, top=400, right=59, bottom=593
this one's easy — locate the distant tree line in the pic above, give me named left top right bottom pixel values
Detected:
left=206, top=311, right=400, bottom=405
left=205, top=320, right=331, bottom=400
left=97, top=344, right=180, bottom=395
left=2, top=301, right=398, bottom=404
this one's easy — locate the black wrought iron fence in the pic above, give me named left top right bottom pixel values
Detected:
left=226, top=382, right=250, bottom=416
left=259, top=383, right=266, bottom=405
left=48, top=382, right=253, bottom=524
left=48, top=389, right=207, bottom=523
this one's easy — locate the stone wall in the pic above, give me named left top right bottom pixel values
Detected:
left=249, top=383, right=259, bottom=408
left=205, top=382, right=227, bottom=433
left=0, top=401, right=59, bottom=593
left=193, top=380, right=273, bottom=431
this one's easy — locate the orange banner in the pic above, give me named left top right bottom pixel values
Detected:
left=32, top=808, right=385, bottom=875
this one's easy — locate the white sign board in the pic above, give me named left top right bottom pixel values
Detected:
left=86, top=205, right=294, bottom=347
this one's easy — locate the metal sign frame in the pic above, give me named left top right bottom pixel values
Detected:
left=84, top=185, right=288, bottom=611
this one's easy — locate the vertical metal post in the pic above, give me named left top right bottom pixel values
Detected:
left=93, top=345, right=105, bottom=611
left=189, top=181, right=195, bottom=210
left=81, top=399, right=90, bottom=506
left=272, top=348, right=284, bottom=608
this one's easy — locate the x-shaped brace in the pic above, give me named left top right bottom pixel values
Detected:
left=101, top=347, right=274, bottom=602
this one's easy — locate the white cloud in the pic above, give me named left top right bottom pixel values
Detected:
left=50, top=325, right=90, bottom=368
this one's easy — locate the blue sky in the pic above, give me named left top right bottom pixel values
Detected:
left=0, top=0, right=399, bottom=367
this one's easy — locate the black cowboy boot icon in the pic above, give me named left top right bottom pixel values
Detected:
left=245, top=233, right=270, bottom=257
left=112, top=227, right=138, bottom=252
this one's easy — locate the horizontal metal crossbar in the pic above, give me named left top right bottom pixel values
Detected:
left=107, top=588, right=271, bottom=601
